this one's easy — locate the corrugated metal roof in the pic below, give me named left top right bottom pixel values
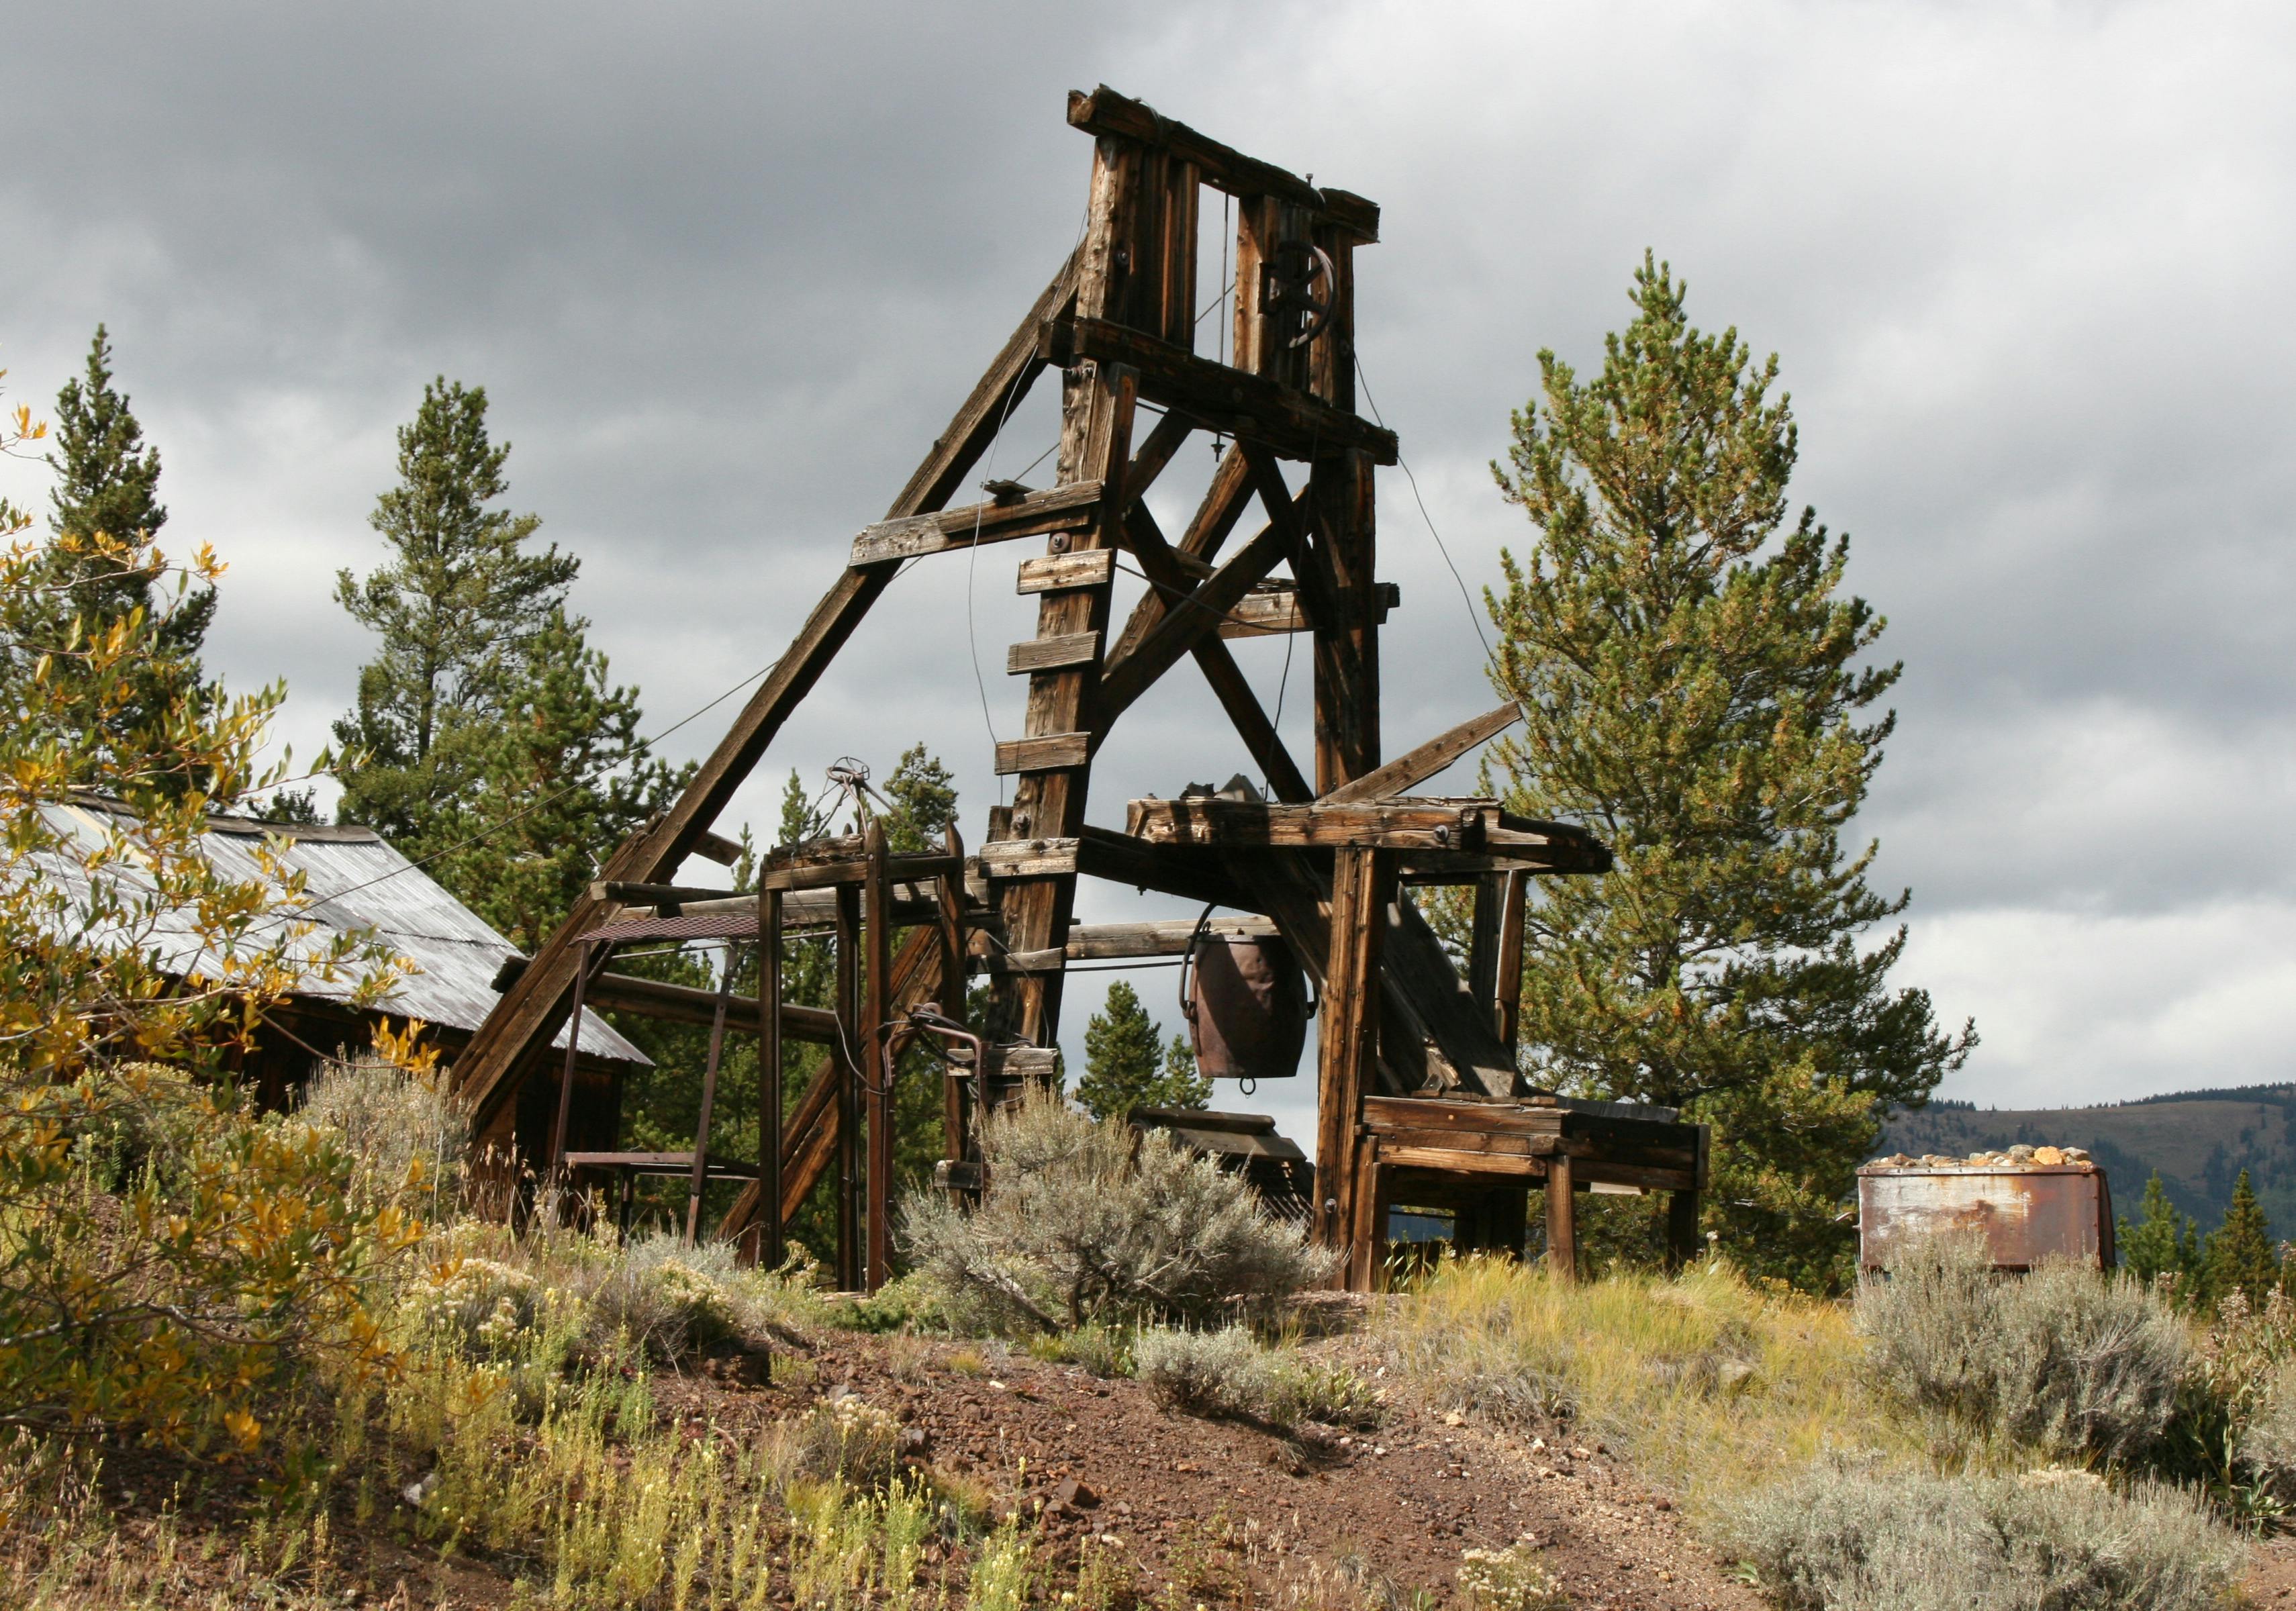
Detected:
left=34, top=796, right=647, bottom=1067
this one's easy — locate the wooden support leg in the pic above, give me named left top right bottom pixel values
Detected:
left=1347, top=1139, right=1388, bottom=1291
left=682, top=955, right=736, bottom=1244
left=932, top=830, right=970, bottom=1165
left=863, top=824, right=895, bottom=1291
left=1317, top=847, right=1393, bottom=1271
left=1544, top=1155, right=1577, bottom=1282
left=1494, top=870, right=1527, bottom=1057
left=1667, top=1187, right=1701, bottom=1273
left=753, top=888, right=783, bottom=1271
left=1468, top=873, right=1503, bottom=1023
left=834, top=885, right=862, bottom=1291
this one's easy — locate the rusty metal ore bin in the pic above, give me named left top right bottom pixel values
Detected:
left=1858, top=1163, right=2115, bottom=1272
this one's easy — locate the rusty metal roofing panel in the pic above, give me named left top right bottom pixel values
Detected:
left=26, top=799, right=647, bottom=1067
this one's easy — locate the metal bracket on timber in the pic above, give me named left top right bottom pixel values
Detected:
left=456, top=85, right=1652, bottom=1297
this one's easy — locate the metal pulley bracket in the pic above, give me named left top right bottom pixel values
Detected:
left=1261, top=240, right=1337, bottom=350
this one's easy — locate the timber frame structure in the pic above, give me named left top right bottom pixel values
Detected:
left=455, top=87, right=1707, bottom=1291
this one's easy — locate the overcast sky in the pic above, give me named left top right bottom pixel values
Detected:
left=3, top=1, right=2291, bottom=1127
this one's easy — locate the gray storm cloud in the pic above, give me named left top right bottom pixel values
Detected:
left=1, top=0, right=2289, bottom=1128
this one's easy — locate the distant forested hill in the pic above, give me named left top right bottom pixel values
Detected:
left=1878, top=1087, right=2296, bottom=1238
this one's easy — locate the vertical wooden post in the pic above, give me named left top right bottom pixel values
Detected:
left=1667, top=1188, right=1701, bottom=1273
left=754, top=887, right=783, bottom=1271
left=863, top=822, right=895, bottom=1291
left=1468, top=873, right=1503, bottom=1014
left=682, top=957, right=735, bottom=1244
left=1346, top=1138, right=1389, bottom=1291
left=987, top=132, right=1148, bottom=1057
left=934, top=826, right=971, bottom=1165
left=548, top=940, right=595, bottom=1185
left=1544, top=1154, right=1577, bottom=1282
left=1317, top=846, right=1392, bottom=1278
left=1494, top=869, right=1527, bottom=1057
left=1484, top=1187, right=1529, bottom=1259
left=834, top=883, right=862, bottom=1291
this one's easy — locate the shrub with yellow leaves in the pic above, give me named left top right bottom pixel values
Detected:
left=0, top=371, right=418, bottom=1453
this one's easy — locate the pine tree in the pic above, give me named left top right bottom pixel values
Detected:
left=333, top=378, right=577, bottom=844
left=1485, top=256, right=1975, bottom=1289
left=880, top=744, right=958, bottom=854
left=2207, top=1169, right=2279, bottom=1309
left=30, top=326, right=219, bottom=795
left=2119, top=1171, right=2201, bottom=1288
left=423, top=607, right=683, bottom=952
left=1078, top=981, right=1210, bottom=1120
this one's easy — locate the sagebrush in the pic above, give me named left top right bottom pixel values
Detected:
left=1858, top=1235, right=2187, bottom=1464
left=1729, top=1460, right=2242, bottom=1611
left=900, top=1089, right=1331, bottom=1333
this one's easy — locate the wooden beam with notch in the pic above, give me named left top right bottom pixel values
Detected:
left=1045, top=318, right=1396, bottom=465
left=849, top=480, right=1104, bottom=566
left=1066, top=85, right=1380, bottom=240
left=1321, top=703, right=1523, bottom=804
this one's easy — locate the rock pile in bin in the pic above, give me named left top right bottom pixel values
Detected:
left=1867, top=1143, right=2094, bottom=1171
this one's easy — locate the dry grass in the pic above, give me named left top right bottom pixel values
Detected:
left=1381, top=1255, right=1910, bottom=1523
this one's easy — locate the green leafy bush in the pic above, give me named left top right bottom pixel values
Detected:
left=900, top=1088, right=1331, bottom=1334
left=1730, top=1460, right=2242, bottom=1611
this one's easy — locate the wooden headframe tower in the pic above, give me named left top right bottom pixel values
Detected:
left=455, top=88, right=1707, bottom=1291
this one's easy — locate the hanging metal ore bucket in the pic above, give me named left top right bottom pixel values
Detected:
left=1180, top=914, right=1310, bottom=1088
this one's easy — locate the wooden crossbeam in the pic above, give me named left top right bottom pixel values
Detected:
left=1017, top=551, right=1115, bottom=594
left=1120, top=501, right=1312, bottom=802
left=1321, top=703, right=1522, bottom=804
left=1127, top=797, right=1487, bottom=850
left=1067, top=85, right=1380, bottom=240
left=1063, top=916, right=1277, bottom=960
left=993, top=732, right=1092, bottom=775
left=1109, top=446, right=1253, bottom=663
left=1221, top=582, right=1396, bottom=639
left=1006, top=632, right=1100, bottom=674
left=1098, top=516, right=1292, bottom=719
left=452, top=250, right=1084, bottom=1140
left=757, top=850, right=965, bottom=893
left=848, top=481, right=1102, bottom=565
left=1046, top=317, right=1397, bottom=465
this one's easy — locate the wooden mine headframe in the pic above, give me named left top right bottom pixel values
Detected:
left=453, top=87, right=1707, bottom=1291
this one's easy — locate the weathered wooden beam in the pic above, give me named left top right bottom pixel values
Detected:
left=1219, top=581, right=1396, bottom=639
left=756, top=851, right=965, bottom=894
left=976, top=830, right=1245, bottom=910
left=1120, top=501, right=1313, bottom=803
left=1109, top=445, right=1254, bottom=664
left=1045, top=317, right=1397, bottom=466
left=993, top=732, right=1092, bottom=775
left=588, top=881, right=733, bottom=908
left=1545, top=1152, right=1577, bottom=1280
left=1016, top=550, right=1116, bottom=594
left=1065, top=85, right=1380, bottom=241
left=1098, top=518, right=1292, bottom=720
left=1318, top=847, right=1392, bottom=1265
left=1126, top=797, right=1485, bottom=851
left=691, top=829, right=745, bottom=867
left=1063, top=916, right=1277, bottom=960
left=1006, top=632, right=1101, bottom=675
left=1321, top=703, right=1523, bottom=805
left=849, top=480, right=1103, bottom=566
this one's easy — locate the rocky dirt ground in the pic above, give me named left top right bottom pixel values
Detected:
left=55, top=1316, right=1772, bottom=1610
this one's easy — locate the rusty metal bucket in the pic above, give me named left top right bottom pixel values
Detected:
left=1182, top=933, right=1309, bottom=1083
